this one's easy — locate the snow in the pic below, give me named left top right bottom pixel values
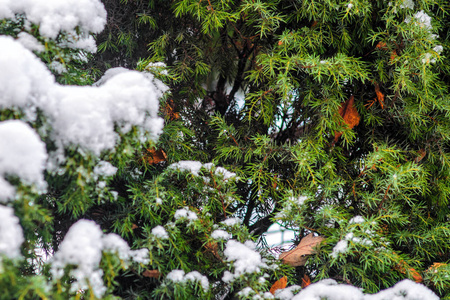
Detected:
left=211, top=229, right=231, bottom=240
left=184, top=271, right=210, bottom=291
left=0, top=0, right=106, bottom=39
left=274, top=285, right=302, bottom=300
left=0, top=37, right=167, bottom=162
left=331, top=240, right=349, bottom=258
left=152, top=225, right=169, bottom=239
left=174, top=207, right=198, bottom=221
left=222, top=217, right=242, bottom=226
left=16, top=32, right=44, bottom=52
left=222, top=240, right=267, bottom=282
left=0, top=120, right=47, bottom=201
left=166, top=270, right=185, bottom=282
left=292, top=279, right=364, bottom=300
left=0, top=37, right=54, bottom=110
left=0, top=205, right=24, bottom=259
left=51, top=220, right=105, bottom=297
left=169, top=161, right=203, bottom=176
left=364, top=279, right=439, bottom=300
left=51, top=219, right=149, bottom=297
left=93, top=161, right=117, bottom=179
left=405, top=10, right=432, bottom=30
left=169, top=161, right=237, bottom=180
left=349, top=216, right=365, bottom=224
left=166, top=270, right=209, bottom=291
left=400, top=0, right=414, bottom=9
left=280, top=279, right=439, bottom=300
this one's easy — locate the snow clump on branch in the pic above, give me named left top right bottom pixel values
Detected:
left=0, top=205, right=24, bottom=259
left=0, top=36, right=167, bottom=165
left=51, top=219, right=149, bottom=298
left=0, top=120, right=47, bottom=201
left=0, top=0, right=106, bottom=39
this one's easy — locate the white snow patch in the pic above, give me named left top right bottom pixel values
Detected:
left=331, top=240, right=349, bottom=258
left=16, top=32, right=44, bottom=52
left=174, top=207, right=198, bottom=221
left=0, top=120, right=47, bottom=201
left=51, top=219, right=149, bottom=298
left=222, top=217, right=242, bottom=226
left=211, top=229, right=231, bottom=240
left=0, top=0, right=106, bottom=39
left=169, top=161, right=237, bottom=180
left=0, top=37, right=167, bottom=161
left=0, top=205, right=24, bottom=259
left=222, top=240, right=267, bottom=283
left=152, top=225, right=169, bottom=239
left=349, top=216, right=365, bottom=224
left=166, top=269, right=209, bottom=291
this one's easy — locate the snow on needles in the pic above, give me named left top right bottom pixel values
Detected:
left=169, top=160, right=237, bottom=180
left=0, top=120, right=47, bottom=201
left=284, top=278, right=439, bottom=300
left=222, top=240, right=267, bottom=283
left=0, top=0, right=106, bottom=39
left=0, top=37, right=167, bottom=159
left=166, top=269, right=209, bottom=291
left=51, top=219, right=149, bottom=298
left=0, top=205, right=24, bottom=259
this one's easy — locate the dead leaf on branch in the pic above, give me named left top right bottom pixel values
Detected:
left=301, top=274, right=311, bottom=288
left=143, top=269, right=161, bottom=278
left=334, top=95, right=361, bottom=141
left=144, top=148, right=167, bottom=165
left=269, top=276, right=288, bottom=294
left=395, top=260, right=423, bottom=283
left=374, top=82, right=385, bottom=109
left=279, top=233, right=325, bottom=267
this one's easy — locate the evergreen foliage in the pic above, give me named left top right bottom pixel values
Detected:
left=1, top=0, right=450, bottom=299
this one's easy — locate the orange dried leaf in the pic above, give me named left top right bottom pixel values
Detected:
left=390, top=50, right=397, bottom=61
left=163, top=99, right=180, bottom=120
left=396, top=260, right=422, bottom=283
left=335, top=95, right=360, bottom=141
left=143, top=269, right=161, bottom=278
left=301, top=274, right=311, bottom=288
left=205, top=241, right=222, bottom=261
left=427, top=262, right=447, bottom=272
left=279, top=233, right=325, bottom=267
left=145, top=148, right=167, bottom=164
left=374, top=82, right=385, bottom=109
left=131, top=223, right=139, bottom=230
left=376, top=41, right=388, bottom=50
left=410, top=268, right=423, bottom=283
left=415, top=149, right=426, bottom=163
left=269, top=276, right=288, bottom=294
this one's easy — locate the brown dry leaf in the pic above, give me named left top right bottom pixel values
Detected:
left=131, top=223, right=139, bottom=230
left=390, top=50, right=397, bottom=62
left=269, top=276, right=288, bottom=295
left=143, top=269, right=161, bottom=278
left=205, top=241, right=222, bottom=261
left=414, top=149, right=427, bottom=163
left=163, top=99, right=180, bottom=120
left=374, top=82, right=385, bottom=109
left=376, top=41, right=388, bottom=50
left=410, top=268, right=423, bottom=283
left=395, top=260, right=423, bottom=283
left=334, top=95, right=361, bottom=141
left=301, top=274, right=311, bottom=288
left=427, top=262, right=447, bottom=272
left=145, top=148, right=167, bottom=165
left=279, top=233, right=325, bottom=267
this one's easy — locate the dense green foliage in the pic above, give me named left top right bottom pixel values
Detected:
left=2, top=0, right=450, bottom=299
